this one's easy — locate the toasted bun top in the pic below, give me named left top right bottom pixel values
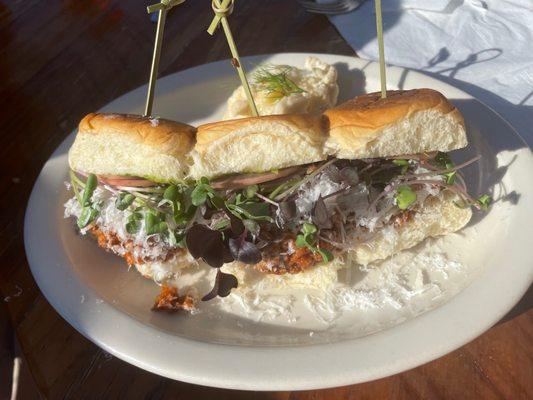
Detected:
left=69, top=89, right=468, bottom=181
left=325, top=89, right=456, bottom=127
left=324, top=89, right=467, bottom=159
left=69, top=113, right=196, bottom=183
left=189, top=114, right=328, bottom=179
left=78, top=113, right=196, bottom=157
left=195, top=114, right=325, bottom=151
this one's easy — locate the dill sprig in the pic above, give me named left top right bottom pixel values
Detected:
left=252, top=65, right=305, bottom=101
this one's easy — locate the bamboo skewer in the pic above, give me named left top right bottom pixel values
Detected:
left=208, top=0, right=259, bottom=116
left=374, top=0, right=387, bottom=98
left=144, top=0, right=185, bottom=117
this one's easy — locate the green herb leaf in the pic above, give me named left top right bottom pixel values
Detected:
left=395, top=186, right=417, bottom=210
left=434, top=152, right=454, bottom=170
left=116, top=192, right=135, bottom=211
left=392, top=159, right=408, bottom=166
left=253, top=65, right=305, bottom=101
left=174, top=205, right=197, bottom=226
left=243, top=219, right=260, bottom=236
left=191, top=184, right=209, bottom=206
left=453, top=200, right=470, bottom=209
left=213, top=218, right=231, bottom=231
left=317, top=248, right=333, bottom=263
left=125, top=222, right=139, bottom=234
left=244, top=185, right=259, bottom=199
left=302, top=222, right=317, bottom=235
left=477, top=194, right=492, bottom=210
left=234, top=193, right=245, bottom=205
left=163, top=185, right=179, bottom=202
left=77, top=206, right=98, bottom=229
left=295, top=234, right=307, bottom=248
left=295, top=231, right=334, bottom=263
left=392, top=159, right=409, bottom=174
left=145, top=214, right=167, bottom=235
left=444, top=171, right=456, bottom=184
left=191, top=179, right=216, bottom=207
left=238, top=202, right=270, bottom=218
left=433, top=152, right=457, bottom=184
left=156, top=221, right=168, bottom=234
left=268, top=180, right=293, bottom=199
left=81, top=174, right=97, bottom=206
left=300, top=223, right=317, bottom=245
left=296, top=223, right=318, bottom=249
left=144, top=212, right=160, bottom=235
left=295, top=221, right=335, bottom=263
left=126, top=212, right=142, bottom=234
left=209, top=194, right=225, bottom=209
left=227, top=202, right=273, bottom=222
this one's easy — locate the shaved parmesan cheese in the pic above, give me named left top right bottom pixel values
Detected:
left=64, top=188, right=176, bottom=262
left=295, top=165, right=346, bottom=217
left=216, top=240, right=465, bottom=326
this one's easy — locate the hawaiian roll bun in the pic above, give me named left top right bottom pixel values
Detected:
left=189, top=114, right=328, bottom=180
left=68, top=113, right=196, bottom=183
left=223, top=191, right=472, bottom=291
left=352, top=191, right=472, bottom=266
left=324, top=89, right=467, bottom=159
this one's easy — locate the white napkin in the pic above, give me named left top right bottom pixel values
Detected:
left=329, top=0, right=533, bottom=145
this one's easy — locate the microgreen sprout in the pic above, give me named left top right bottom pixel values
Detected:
left=145, top=211, right=167, bottom=235
left=77, top=207, right=98, bottom=229
left=244, top=184, right=258, bottom=199
left=392, top=159, right=409, bottom=174
left=126, top=211, right=143, bottom=234
left=76, top=173, right=99, bottom=229
left=295, top=222, right=333, bottom=263
left=395, top=185, right=417, bottom=210
left=191, top=177, right=216, bottom=206
left=477, top=194, right=492, bottom=210
left=226, top=202, right=272, bottom=222
left=434, top=152, right=456, bottom=184
left=163, top=184, right=180, bottom=202
left=116, top=192, right=135, bottom=211
left=81, top=174, right=97, bottom=206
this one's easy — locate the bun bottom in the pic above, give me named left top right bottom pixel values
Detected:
left=134, top=253, right=198, bottom=285
left=352, top=191, right=471, bottom=266
left=135, top=192, right=471, bottom=293
left=224, top=191, right=471, bottom=292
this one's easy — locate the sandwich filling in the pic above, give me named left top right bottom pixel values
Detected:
left=64, top=152, right=489, bottom=301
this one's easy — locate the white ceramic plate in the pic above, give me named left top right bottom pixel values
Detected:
left=24, top=53, right=533, bottom=390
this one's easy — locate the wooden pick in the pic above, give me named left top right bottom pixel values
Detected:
left=144, top=0, right=186, bottom=117
left=374, top=0, right=387, bottom=98
left=207, top=0, right=259, bottom=116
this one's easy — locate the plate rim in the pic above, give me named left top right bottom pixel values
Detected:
left=24, top=52, right=533, bottom=390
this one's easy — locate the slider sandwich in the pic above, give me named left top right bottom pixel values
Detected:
left=65, top=113, right=199, bottom=309
left=64, top=90, right=490, bottom=311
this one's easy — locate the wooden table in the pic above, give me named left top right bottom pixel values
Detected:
left=1, top=1, right=531, bottom=398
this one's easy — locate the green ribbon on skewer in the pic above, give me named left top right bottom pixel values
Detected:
left=144, top=0, right=186, bottom=117
left=207, top=0, right=259, bottom=116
